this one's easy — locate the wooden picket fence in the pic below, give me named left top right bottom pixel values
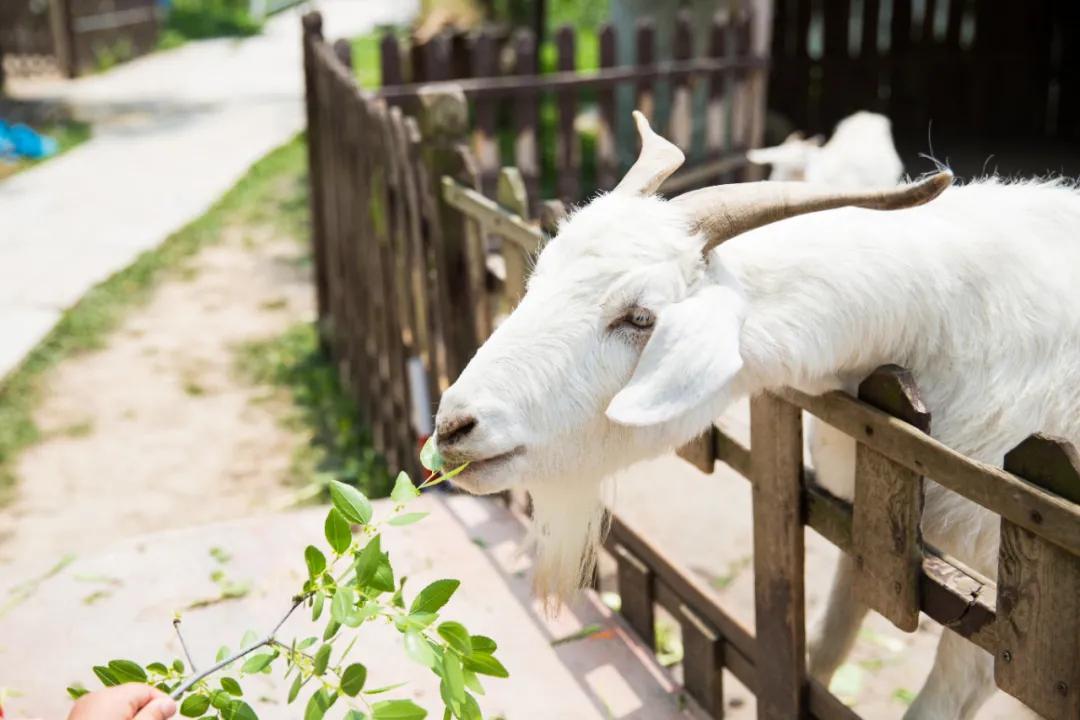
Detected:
left=769, top=0, right=1080, bottom=141
left=0, top=0, right=161, bottom=80
left=373, top=11, right=769, bottom=210
left=303, top=11, right=1080, bottom=720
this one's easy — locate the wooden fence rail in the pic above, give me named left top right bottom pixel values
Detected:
left=303, top=12, right=1080, bottom=720
left=373, top=12, right=769, bottom=211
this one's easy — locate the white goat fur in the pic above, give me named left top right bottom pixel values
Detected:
left=436, top=177, right=1080, bottom=717
left=748, top=111, right=904, bottom=187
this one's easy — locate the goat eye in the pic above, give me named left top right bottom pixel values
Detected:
left=625, top=307, right=655, bottom=329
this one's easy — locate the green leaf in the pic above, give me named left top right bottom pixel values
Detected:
left=66, top=685, right=90, bottom=700
left=180, top=694, right=211, bottom=718
left=240, top=652, right=275, bottom=674
left=372, top=699, right=428, bottom=720
left=216, top=646, right=231, bottom=663
left=240, top=630, right=258, bottom=648
left=92, top=666, right=120, bottom=687
left=462, top=670, right=484, bottom=696
left=437, top=622, right=472, bottom=656
left=442, top=652, right=466, bottom=704
left=210, top=690, right=233, bottom=711
left=305, top=546, right=327, bottom=577
left=463, top=652, right=509, bottom=678
left=340, top=663, right=368, bottom=696
left=363, top=682, right=407, bottom=695
left=460, top=692, right=482, bottom=720
left=311, top=591, right=325, bottom=621
left=404, top=630, right=436, bottom=668
left=224, top=700, right=258, bottom=720
left=419, top=436, right=444, bottom=473
left=344, top=712, right=368, bottom=720
left=287, top=674, right=304, bottom=704
left=331, top=586, right=356, bottom=624
left=172, top=658, right=186, bottom=674
left=145, top=662, right=168, bottom=675
left=220, top=677, right=243, bottom=696
left=469, top=635, right=497, bottom=654
left=313, top=643, right=332, bottom=675
left=303, top=688, right=337, bottom=720
left=322, top=618, right=341, bottom=642
left=297, top=636, right=318, bottom=650
left=329, top=480, right=373, bottom=525
left=354, top=534, right=382, bottom=586
left=325, top=508, right=352, bottom=554
left=388, top=512, right=428, bottom=527
left=370, top=554, right=396, bottom=594
left=409, top=579, right=460, bottom=614
left=395, top=612, right=437, bottom=632
left=108, top=659, right=147, bottom=683
left=391, top=471, right=420, bottom=504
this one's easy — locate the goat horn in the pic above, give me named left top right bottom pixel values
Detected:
left=670, top=172, right=954, bottom=254
left=613, top=111, right=685, bottom=196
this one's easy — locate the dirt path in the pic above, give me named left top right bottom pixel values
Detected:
left=0, top=207, right=313, bottom=586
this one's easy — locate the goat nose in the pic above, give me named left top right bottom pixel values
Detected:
left=437, top=414, right=478, bottom=446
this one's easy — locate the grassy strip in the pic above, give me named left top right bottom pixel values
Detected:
left=233, top=324, right=390, bottom=499
left=0, top=135, right=308, bottom=502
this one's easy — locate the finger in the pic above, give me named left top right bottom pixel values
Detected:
left=112, top=684, right=163, bottom=715
left=132, top=698, right=177, bottom=720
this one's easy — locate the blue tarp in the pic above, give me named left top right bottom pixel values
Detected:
left=0, top=121, right=59, bottom=162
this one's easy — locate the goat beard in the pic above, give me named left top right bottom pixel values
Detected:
left=525, top=474, right=611, bottom=610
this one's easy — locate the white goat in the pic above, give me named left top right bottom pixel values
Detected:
left=434, top=112, right=1080, bottom=719
left=748, top=111, right=904, bottom=188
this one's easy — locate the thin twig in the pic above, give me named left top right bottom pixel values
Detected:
left=169, top=597, right=305, bottom=699
left=173, top=617, right=198, bottom=673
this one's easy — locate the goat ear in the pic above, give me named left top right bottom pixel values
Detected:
left=746, top=141, right=819, bottom=168
left=606, top=285, right=745, bottom=427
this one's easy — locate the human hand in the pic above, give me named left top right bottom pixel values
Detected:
left=66, top=685, right=176, bottom=720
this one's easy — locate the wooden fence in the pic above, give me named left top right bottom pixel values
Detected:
left=303, top=11, right=1080, bottom=720
left=769, top=0, right=1080, bottom=141
left=372, top=11, right=770, bottom=211
left=0, top=0, right=161, bottom=80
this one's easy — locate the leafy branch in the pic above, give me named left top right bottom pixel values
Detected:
left=70, top=443, right=500, bottom=720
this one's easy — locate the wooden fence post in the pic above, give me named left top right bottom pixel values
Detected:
left=996, top=434, right=1080, bottom=720
left=852, top=365, right=929, bottom=632
left=614, top=543, right=655, bottom=647
left=49, top=0, right=77, bottom=77
left=419, top=86, right=482, bottom=381
left=679, top=604, right=725, bottom=718
left=750, top=392, right=806, bottom=720
left=301, top=12, right=330, bottom=347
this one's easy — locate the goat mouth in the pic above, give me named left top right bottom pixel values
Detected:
left=462, top=445, right=525, bottom=469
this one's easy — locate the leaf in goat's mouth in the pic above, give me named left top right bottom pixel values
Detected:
left=419, top=435, right=469, bottom=489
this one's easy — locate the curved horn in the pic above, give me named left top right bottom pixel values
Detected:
left=613, top=111, right=685, bottom=196
left=671, top=172, right=954, bottom=254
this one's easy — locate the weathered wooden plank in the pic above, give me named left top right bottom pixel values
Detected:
left=852, top=365, right=929, bottom=632
left=379, top=32, right=402, bottom=91
left=668, top=11, right=693, bottom=152
left=679, top=603, right=724, bottom=718
left=706, top=11, right=729, bottom=175
left=783, top=387, right=1080, bottom=557
left=995, top=435, right=1080, bottom=720
left=469, top=29, right=498, bottom=196
left=596, top=24, right=617, bottom=190
left=511, top=28, right=540, bottom=212
left=614, top=543, right=655, bottom=647
left=495, top=167, right=530, bottom=307
left=676, top=429, right=716, bottom=474
left=419, top=86, right=482, bottom=381
left=750, top=392, right=807, bottom=719
left=634, top=18, right=656, bottom=120
left=554, top=25, right=579, bottom=204
left=301, top=13, right=330, bottom=341
left=442, top=177, right=542, bottom=253
left=539, top=199, right=566, bottom=237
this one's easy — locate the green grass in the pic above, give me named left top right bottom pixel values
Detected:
left=157, top=0, right=262, bottom=50
left=233, top=323, right=390, bottom=499
left=0, top=135, right=308, bottom=502
left=0, top=120, right=92, bottom=181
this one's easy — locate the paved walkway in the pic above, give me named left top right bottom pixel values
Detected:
left=0, top=495, right=698, bottom=720
left=0, top=0, right=414, bottom=380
